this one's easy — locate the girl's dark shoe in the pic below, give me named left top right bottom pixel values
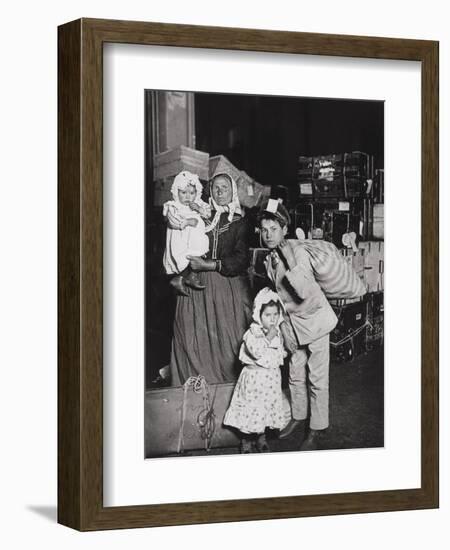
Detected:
left=240, top=438, right=253, bottom=454
left=256, top=433, right=270, bottom=453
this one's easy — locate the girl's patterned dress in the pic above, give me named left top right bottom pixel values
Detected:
left=223, top=323, right=290, bottom=434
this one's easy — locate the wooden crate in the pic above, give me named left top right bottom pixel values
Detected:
left=154, top=145, right=210, bottom=181
left=209, top=154, right=242, bottom=183
left=236, top=171, right=270, bottom=209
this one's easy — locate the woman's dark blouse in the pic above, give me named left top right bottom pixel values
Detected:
left=205, top=211, right=251, bottom=277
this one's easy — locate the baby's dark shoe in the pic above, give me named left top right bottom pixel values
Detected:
left=169, top=275, right=189, bottom=296
left=184, top=270, right=206, bottom=290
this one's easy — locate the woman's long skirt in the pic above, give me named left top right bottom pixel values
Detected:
left=170, top=271, right=252, bottom=386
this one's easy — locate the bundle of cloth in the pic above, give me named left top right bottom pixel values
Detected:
left=295, top=238, right=366, bottom=300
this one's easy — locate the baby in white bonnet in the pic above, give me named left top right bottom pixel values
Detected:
left=162, top=171, right=211, bottom=295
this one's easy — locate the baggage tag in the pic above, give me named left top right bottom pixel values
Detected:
left=300, top=183, right=313, bottom=195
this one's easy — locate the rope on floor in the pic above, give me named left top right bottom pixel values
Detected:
left=177, top=375, right=216, bottom=454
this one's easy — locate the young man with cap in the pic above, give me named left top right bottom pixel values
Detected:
left=258, top=199, right=338, bottom=450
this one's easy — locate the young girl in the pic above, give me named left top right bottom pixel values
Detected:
left=223, top=287, right=289, bottom=453
left=163, top=171, right=211, bottom=296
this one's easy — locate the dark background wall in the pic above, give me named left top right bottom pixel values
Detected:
left=195, top=93, right=384, bottom=189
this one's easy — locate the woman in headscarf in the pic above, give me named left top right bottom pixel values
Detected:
left=167, top=172, right=253, bottom=385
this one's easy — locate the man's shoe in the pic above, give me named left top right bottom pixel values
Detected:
left=278, top=418, right=304, bottom=439
left=300, top=429, right=322, bottom=451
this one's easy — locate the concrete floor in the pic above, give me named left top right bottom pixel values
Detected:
left=181, top=347, right=384, bottom=456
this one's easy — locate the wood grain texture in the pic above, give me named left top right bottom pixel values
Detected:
left=57, top=18, right=439, bottom=531
left=57, top=19, right=82, bottom=530
left=420, top=40, right=439, bottom=507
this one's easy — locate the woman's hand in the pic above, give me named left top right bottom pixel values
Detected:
left=187, top=256, right=217, bottom=272
left=277, top=239, right=297, bottom=270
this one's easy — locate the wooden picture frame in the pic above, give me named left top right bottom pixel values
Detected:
left=58, top=18, right=439, bottom=531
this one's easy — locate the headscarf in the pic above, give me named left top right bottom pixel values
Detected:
left=252, top=287, right=284, bottom=328
left=207, top=172, right=243, bottom=232
left=170, top=171, right=203, bottom=204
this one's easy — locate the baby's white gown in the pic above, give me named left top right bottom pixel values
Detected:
left=162, top=201, right=210, bottom=274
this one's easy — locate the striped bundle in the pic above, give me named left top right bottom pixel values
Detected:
left=300, top=240, right=366, bottom=299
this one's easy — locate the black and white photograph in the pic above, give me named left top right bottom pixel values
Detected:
left=3, top=0, right=444, bottom=544
left=144, top=90, right=385, bottom=458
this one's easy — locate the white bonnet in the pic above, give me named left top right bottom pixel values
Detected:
left=252, top=287, right=284, bottom=327
left=171, top=171, right=203, bottom=202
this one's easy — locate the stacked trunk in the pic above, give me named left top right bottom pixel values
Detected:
left=298, top=151, right=374, bottom=200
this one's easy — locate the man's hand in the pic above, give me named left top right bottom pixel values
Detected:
left=278, top=239, right=297, bottom=270
left=279, top=321, right=298, bottom=354
left=187, top=256, right=217, bottom=272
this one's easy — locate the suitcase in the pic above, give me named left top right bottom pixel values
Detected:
left=312, top=154, right=344, bottom=180
left=312, top=177, right=346, bottom=198
left=298, top=155, right=314, bottom=179
left=343, top=151, right=372, bottom=179
left=299, top=155, right=344, bottom=198
left=345, top=176, right=371, bottom=198
left=293, top=202, right=333, bottom=241
left=145, top=379, right=292, bottom=457
left=330, top=298, right=368, bottom=362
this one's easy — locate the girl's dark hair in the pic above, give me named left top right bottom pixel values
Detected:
left=260, top=299, right=281, bottom=315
